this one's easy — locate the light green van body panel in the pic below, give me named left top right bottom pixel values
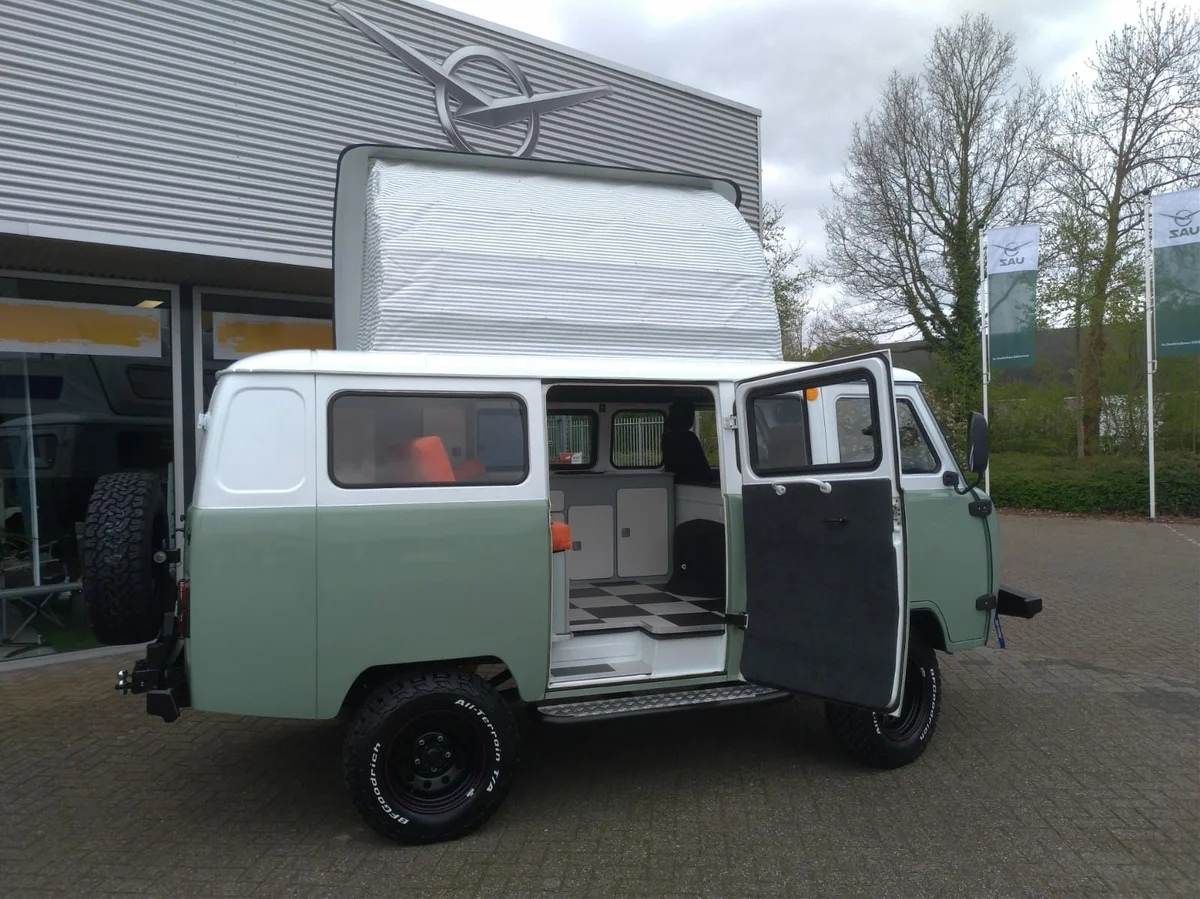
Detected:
left=314, top=499, right=551, bottom=717
left=186, top=506, right=319, bottom=718
left=185, top=500, right=552, bottom=718
left=903, top=487, right=994, bottom=650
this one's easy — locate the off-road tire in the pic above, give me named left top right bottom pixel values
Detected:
left=824, top=632, right=941, bottom=769
left=343, top=669, right=520, bottom=845
left=81, top=471, right=172, bottom=645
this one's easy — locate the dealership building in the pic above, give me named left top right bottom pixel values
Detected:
left=0, top=0, right=762, bottom=652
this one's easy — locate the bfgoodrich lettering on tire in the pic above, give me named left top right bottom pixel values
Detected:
left=824, top=631, right=941, bottom=769
left=81, top=471, right=172, bottom=645
left=343, top=669, right=520, bottom=845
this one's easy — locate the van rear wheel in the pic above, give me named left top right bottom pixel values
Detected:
left=343, top=669, right=519, bottom=845
left=823, top=632, right=940, bottom=769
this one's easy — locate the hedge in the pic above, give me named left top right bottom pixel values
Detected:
left=988, top=452, right=1200, bottom=518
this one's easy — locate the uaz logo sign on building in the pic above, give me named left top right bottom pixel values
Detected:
left=331, top=2, right=613, bottom=158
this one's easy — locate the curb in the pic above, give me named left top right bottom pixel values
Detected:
left=0, top=641, right=145, bottom=673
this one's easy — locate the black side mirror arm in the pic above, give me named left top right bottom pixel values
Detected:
left=954, top=470, right=984, bottom=495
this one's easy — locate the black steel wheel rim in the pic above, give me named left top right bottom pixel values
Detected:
left=383, top=709, right=488, bottom=814
left=878, top=661, right=926, bottom=742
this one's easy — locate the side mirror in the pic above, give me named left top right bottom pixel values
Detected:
left=966, top=412, right=989, bottom=475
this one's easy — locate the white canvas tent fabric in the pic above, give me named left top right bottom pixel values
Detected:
left=353, top=157, right=781, bottom=359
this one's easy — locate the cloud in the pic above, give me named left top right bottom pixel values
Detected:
left=430, top=0, right=1178, bottom=286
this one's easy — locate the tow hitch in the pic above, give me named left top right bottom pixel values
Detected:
left=114, top=612, right=190, bottom=723
left=115, top=665, right=137, bottom=694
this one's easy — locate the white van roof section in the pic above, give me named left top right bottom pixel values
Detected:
left=221, top=348, right=923, bottom=385
left=332, top=146, right=782, bottom=361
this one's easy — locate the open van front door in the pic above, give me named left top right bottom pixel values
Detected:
left=733, top=352, right=908, bottom=712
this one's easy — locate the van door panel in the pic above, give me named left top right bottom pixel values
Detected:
left=741, top=477, right=902, bottom=708
left=733, top=353, right=908, bottom=712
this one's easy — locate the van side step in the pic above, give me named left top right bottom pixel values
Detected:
left=532, top=682, right=790, bottom=724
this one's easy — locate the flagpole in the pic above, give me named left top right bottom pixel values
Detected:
left=1143, top=195, right=1156, bottom=521
left=979, top=227, right=990, bottom=495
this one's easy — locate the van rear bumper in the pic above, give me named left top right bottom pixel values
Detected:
left=115, top=614, right=190, bottom=723
left=996, top=584, right=1043, bottom=619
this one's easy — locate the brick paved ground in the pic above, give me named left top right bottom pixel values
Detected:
left=1, top=513, right=1197, bottom=898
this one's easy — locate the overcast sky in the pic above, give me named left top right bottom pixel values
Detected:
left=428, top=0, right=1188, bottom=313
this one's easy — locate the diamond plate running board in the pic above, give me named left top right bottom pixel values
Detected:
left=533, top=683, right=791, bottom=724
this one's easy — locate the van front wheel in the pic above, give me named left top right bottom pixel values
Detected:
left=343, top=669, right=519, bottom=845
left=823, top=633, right=941, bottom=769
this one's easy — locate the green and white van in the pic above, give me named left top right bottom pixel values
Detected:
left=108, top=146, right=1041, bottom=845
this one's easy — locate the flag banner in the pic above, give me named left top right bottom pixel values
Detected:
left=987, top=224, right=1040, bottom=369
left=1152, top=188, right=1200, bottom=358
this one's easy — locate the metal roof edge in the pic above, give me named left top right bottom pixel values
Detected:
left=393, top=0, right=764, bottom=117
left=0, top=221, right=332, bottom=270
left=221, top=348, right=924, bottom=383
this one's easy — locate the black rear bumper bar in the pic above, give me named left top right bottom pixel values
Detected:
left=995, top=584, right=1043, bottom=619
left=116, top=613, right=190, bottom=723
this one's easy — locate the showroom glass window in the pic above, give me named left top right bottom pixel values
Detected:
left=198, top=292, right=331, bottom=411
left=0, top=275, right=173, bottom=656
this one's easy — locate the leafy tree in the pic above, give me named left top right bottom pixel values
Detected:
left=760, top=201, right=819, bottom=360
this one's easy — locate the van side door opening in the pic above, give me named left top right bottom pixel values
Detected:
left=734, top=353, right=909, bottom=712
left=542, top=381, right=730, bottom=690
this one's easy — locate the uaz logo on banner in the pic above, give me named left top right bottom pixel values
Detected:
left=986, top=224, right=1040, bottom=369
left=1152, top=188, right=1200, bottom=358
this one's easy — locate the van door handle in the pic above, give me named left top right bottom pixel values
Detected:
left=773, top=478, right=832, bottom=495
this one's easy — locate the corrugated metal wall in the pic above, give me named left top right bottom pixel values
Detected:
left=0, top=0, right=761, bottom=269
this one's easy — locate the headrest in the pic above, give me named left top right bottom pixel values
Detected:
left=666, top=399, right=695, bottom=429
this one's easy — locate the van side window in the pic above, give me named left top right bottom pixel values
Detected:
left=834, top=397, right=876, bottom=465
left=548, top=411, right=597, bottom=469
left=328, top=392, right=528, bottom=488
left=751, top=395, right=810, bottom=472
left=896, top=400, right=939, bottom=474
left=611, top=410, right=665, bottom=468
left=834, top=396, right=940, bottom=474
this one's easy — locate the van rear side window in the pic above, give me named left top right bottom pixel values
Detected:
left=328, top=392, right=528, bottom=488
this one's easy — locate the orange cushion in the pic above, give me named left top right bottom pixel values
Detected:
left=409, top=435, right=456, bottom=483
left=551, top=520, right=572, bottom=553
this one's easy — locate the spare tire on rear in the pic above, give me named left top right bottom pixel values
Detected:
left=82, top=471, right=173, bottom=645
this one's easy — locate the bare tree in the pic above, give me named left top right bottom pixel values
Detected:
left=1046, top=0, right=1200, bottom=455
left=820, top=12, right=1054, bottom=416
left=804, top=298, right=909, bottom=360
left=761, top=201, right=820, bottom=359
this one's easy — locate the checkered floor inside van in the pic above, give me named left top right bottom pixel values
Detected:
left=568, top=579, right=726, bottom=637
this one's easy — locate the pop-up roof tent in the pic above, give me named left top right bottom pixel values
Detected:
left=331, top=146, right=781, bottom=360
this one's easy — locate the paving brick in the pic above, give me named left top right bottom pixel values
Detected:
left=1, top=512, right=1197, bottom=897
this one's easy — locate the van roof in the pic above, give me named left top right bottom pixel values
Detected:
left=221, top=349, right=923, bottom=385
